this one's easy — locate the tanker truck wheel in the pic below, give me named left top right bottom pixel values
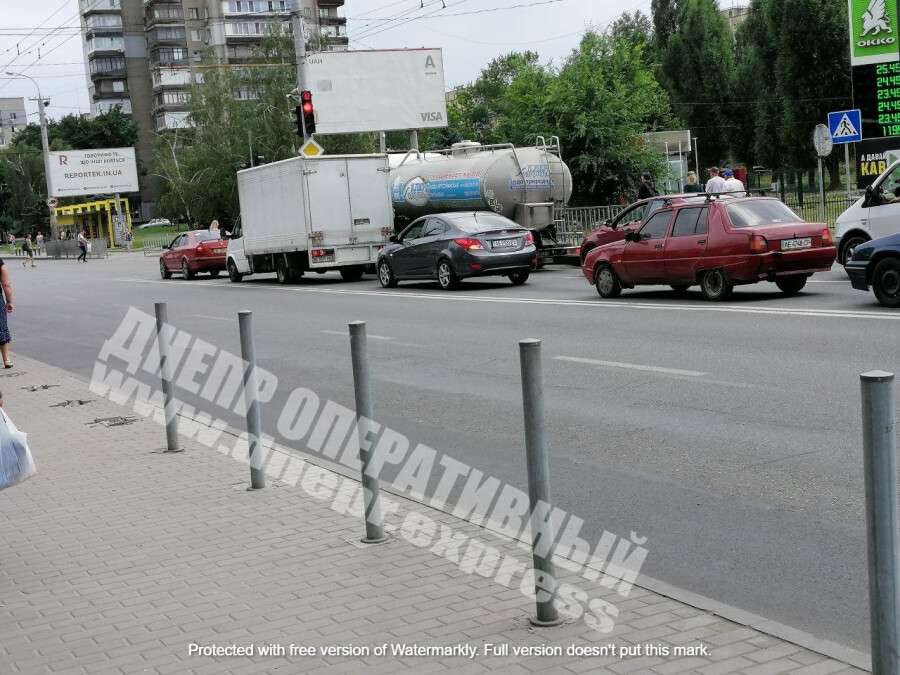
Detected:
left=437, top=259, right=460, bottom=290
left=378, top=260, right=398, bottom=288
left=508, top=270, right=530, bottom=286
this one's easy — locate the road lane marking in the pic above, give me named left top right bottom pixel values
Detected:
left=112, top=278, right=900, bottom=321
left=321, top=329, right=394, bottom=340
left=554, top=355, right=709, bottom=377
left=196, top=314, right=232, bottom=323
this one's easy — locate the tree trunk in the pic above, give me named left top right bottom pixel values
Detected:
left=827, top=157, right=842, bottom=191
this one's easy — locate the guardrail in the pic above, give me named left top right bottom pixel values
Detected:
left=555, top=205, right=625, bottom=246
left=44, top=239, right=108, bottom=259
left=142, top=236, right=172, bottom=256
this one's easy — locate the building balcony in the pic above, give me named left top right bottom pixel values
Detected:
left=317, top=0, right=345, bottom=7
left=80, top=0, right=122, bottom=16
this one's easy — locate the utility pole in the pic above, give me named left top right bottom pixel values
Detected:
left=7, top=72, right=57, bottom=239
left=291, top=1, right=309, bottom=141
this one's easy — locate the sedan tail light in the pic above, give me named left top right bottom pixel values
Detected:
left=523, top=232, right=535, bottom=246
left=454, top=238, right=484, bottom=251
left=821, top=228, right=833, bottom=246
left=750, top=235, right=768, bottom=254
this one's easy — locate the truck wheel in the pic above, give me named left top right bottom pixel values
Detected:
left=275, top=257, right=291, bottom=284
left=437, top=259, right=460, bottom=290
left=159, top=259, right=171, bottom=279
left=594, top=264, right=622, bottom=298
left=700, top=269, right=732, bottom=301
left=227, top=259, right=243, bottom=283
left=378, top=260, right=398, bottom=288
left=181, top=258, right=195, bottom=280
left=873, top=257, right=900, bottom=308
left=340, top=266, right=365, bottom=282
left=775, top=275, right=807, bottom=295
left=508, top=270, right=530, bottom=286
left=840, top=235, right=868, bottom=266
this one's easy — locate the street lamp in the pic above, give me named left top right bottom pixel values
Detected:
left=5, top=71, right=57, bottom=238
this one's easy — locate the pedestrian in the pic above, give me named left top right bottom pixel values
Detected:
left=209, top=219, right=220, bottom=232
left=0, top=257, right=14, bottom=368
left=35, top=231, right=44, bottom=256
left=124, top=229, right=133, bottom=250
left=683, top=171, right=702, bottom=193
left=637, top=172, right=657, bottom=200
left=722, top=168, right=745, bottom=193
left=20, top=235, right=34, bottom=269
left=705, top=167, right=726, bottom=195
left=77, top=230, right=88, bottom=263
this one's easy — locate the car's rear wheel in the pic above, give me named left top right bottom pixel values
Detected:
left=340, top=265, right=365, bottom=282
left=378, top=259, right=398, bottom=288
left=181, top=258, right=194, bottom=280
left=437, top=259, right=460, bottom=290
left=840, top=235, right=869, bottom=266
left=775, top=275, right=807, bottom=295
left=209, top=269, right=220, bottom=278
left=873, top=257, right=900, bottom=308
left=670, top=284, right=690, bottom=295
left=159, top=259, right=171, bottom=279
left=594, top=264, right=622, bottom=299
left=275, top=257, right=292, bottom=284
left=508, top=270, right=530, bottom=286
left=227, top=259, right=243, bottom=283
left=700, top=269, right=732, bottom=301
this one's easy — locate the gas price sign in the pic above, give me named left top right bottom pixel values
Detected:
left=854, top=62, right=900, bottom=139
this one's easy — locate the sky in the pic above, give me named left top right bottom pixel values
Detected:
left=0, top=0, right=748, bottom=124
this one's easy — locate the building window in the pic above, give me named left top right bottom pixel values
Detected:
left=90, top=56, right=126, bottom=74
left=188, top=8, right=200, bottom=19
left=8, top=112, right=15, bottom=120
left=86, top=14, right=123, bottom=30
left=112, top=80, right=125, bottom=92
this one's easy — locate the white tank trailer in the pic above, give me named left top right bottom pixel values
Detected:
left=389, top=139, right=573, bottom=234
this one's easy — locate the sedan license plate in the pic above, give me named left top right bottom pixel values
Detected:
left=491, top=238, right=519, bottom=249
left=781, top=238, right=811, bottom=251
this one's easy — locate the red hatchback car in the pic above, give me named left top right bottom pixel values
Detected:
left=159, top=230, right=227, bottom=280
left=582, top=197, right=836, bottom=301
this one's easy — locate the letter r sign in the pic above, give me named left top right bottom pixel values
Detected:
left=58, top=155, right=68, bottom=166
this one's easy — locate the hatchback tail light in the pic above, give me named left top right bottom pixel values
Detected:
left=750, top=235, right=768, bottom=254
left=523, top=232, right=535, bottom=246
left=454, top=238, right=483, bottom=251
left=821, top=228, right=833, bottom=246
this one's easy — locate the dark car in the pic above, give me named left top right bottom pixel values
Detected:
left=159, top=230, right=227, bottom=280
left=377, top=212, right=537, bottom=290
left=582, top=197, right=836, bottom=301
left=579, top=195, right=707, bottom=264
left=846, top=232, right=900, bottom=307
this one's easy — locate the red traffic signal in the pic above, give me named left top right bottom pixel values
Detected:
left=300, top=90, right=316, bottom=135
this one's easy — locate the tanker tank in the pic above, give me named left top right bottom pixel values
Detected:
left=389, top=141, right=573, bottom=231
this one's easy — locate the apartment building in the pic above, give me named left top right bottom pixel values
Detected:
left=0, top=97, right=27, bottom=149
left=79, top=0, right=347, bottom=216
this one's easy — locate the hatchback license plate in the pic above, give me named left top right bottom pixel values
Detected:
left=492, top=238, right=518, bottom=249
left=781, top=238, right=811, bottom=251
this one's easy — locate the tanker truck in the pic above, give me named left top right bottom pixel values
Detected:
left=389, top=137, right=574, bottom=263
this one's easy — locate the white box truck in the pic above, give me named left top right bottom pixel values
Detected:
left=226, top=154, right=393, bottom=283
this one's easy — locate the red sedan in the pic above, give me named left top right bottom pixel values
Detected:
left=582, top=197, right=836, bottom=301
left=159, top=230, right=227, bottom=280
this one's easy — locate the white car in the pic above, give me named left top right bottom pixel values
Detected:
left=835, top=159, right=900, bottom=266
left=137, top=218, right=173, bottom=229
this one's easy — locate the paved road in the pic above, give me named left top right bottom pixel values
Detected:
left=13, top=253, right=898, bottom=652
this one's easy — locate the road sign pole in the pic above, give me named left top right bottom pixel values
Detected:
left=818, top=156, right=827, bottom=224
left=846, top=143, right=853, bottom=202
left=291, top=1, right=309, bottom=143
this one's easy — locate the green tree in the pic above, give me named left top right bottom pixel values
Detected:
left=651, top=0, right=680, bottom=52
left=661, top=0, right=735, bottom=168
left=12, top=107, right=137, bottom=152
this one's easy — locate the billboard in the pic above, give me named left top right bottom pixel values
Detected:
left=848, top=0, right=900, bottom=66
left=48, top=147, right=139, bottom=197
left=305, top=49, right=448, bottom=134
left=856, top=136, right=900, bottom=187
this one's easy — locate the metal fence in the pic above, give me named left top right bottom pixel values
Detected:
left=142, top=236, right=172, bottom=256
left=44, top=239, right=108, bottom=259
left=555, top=205, right=625, bottom=246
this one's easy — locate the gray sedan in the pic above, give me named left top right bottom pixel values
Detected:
left=377, top=212, right=537, bottom=290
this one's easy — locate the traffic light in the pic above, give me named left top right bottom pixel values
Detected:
left=300, top=90, right=315, bottom=136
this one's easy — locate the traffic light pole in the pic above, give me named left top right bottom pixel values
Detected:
left=291, top=1, right=309, bottom=142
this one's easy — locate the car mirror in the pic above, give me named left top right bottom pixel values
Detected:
left=389, top=234, right=399, bottom=243
left=624, top=231, right=637, bottom=242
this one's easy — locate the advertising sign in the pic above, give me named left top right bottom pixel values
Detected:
left=856, top=136, right=900, bottom=187
left=48, top=147, right=138, bottom=197
left=853, top=62, right=900, bottom=138
left=848, top=0, right=900, bottom=66
left=305, top=49, right=447, bottom=134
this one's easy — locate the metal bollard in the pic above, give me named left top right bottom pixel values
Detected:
left=154, top=303, right=182, bottom=453
left=349, top=321, right=387, bottom=544
left=861, top=370, right=900, bottom=675
left=519, top=338, right=563, bottom=627
left=239, top=311, right=266, bottom=490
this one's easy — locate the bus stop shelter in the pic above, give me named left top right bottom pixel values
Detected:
left=54, top=198, right=132, bottom=245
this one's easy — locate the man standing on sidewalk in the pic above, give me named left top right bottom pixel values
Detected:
left=77, top=231, right=88, bottom=263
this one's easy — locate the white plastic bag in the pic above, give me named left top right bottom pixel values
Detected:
left=0, top=408, right=35, bottom=490
left=86, top=241, right=93, bottom=254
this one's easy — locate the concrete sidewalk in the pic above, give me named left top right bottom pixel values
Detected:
left=0, top=354, right=870, bottom=674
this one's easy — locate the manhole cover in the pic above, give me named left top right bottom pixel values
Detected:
left=86, top=416, right=140, bottom=428
left=21, top=384, right=60, bottom=392
left=50, top=399, right=93, bottom=408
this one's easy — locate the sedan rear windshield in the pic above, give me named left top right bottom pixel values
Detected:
left=727, top=200, right=802, bottom=228
left=195, top=231, right=222, bottom=241
left=454, top=213, right=521, bottom=234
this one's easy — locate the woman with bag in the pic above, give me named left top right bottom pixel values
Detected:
left=0, top=258, right=14, bottom=368
left=0, top=391, right=36, bottom=491
left=77, top=230, right=88, bottom=263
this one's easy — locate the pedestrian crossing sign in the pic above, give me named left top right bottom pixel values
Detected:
left=827, top=109, right=863, bottom=144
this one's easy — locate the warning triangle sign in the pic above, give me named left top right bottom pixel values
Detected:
left=833, top=114, right=859, bottom=138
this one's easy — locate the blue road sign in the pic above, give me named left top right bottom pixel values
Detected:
left=828, top=109, right=863, bottom=144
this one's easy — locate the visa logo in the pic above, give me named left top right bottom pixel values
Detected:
left=421, top=112, right=443, bottom=122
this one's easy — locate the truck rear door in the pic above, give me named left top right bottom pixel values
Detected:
left=347, top=156, right=392, bottom=243
left=304, top=158, right=352, bottom=244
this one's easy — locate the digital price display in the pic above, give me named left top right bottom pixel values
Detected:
left=854, top=62, right=900, bottom=139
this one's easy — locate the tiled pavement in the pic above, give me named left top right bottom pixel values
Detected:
left=0, top=354, right=871, bottom=674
